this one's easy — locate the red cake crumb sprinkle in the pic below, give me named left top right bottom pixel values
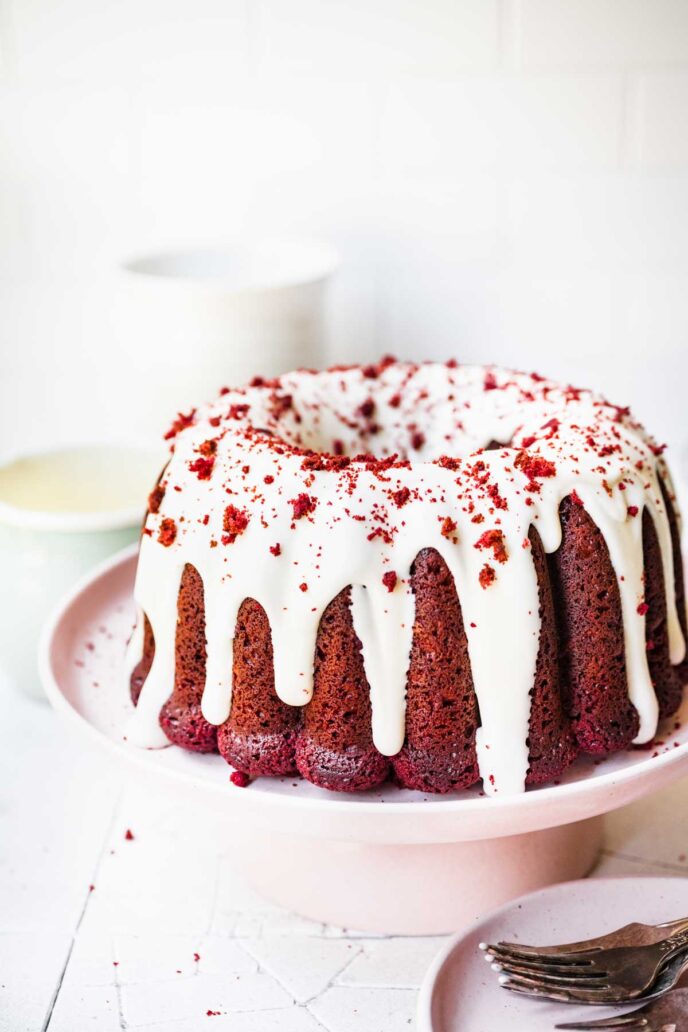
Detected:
left=148, top=483, right=165, bottom=514
left=437, top=455, right=461, bottom=471
left=230, top=771, right=250, bottom=788
left=627, top=505, right=639, bottom=517
left=479, top=563, right=496, bottom=589
left=198, top=439, right=217, bottom=457
left=299, top=582, right=308, bottom=592
left=269, top=543, right=281, bottom=556
left=570, top=489, right=584, bottom=506
left=514, top=450, right=556, bottom=486
left=359, top=398, right=375, bottom=419
left=637, top=602, right=649, bottom=616
left=164, top=409, right=196, bottom=440
left=227, top=402, right=250, bottom=420
left=207, top=1011, right=221, bottom=1017
left=483, top=371, right=498, bottom=391
left=188, top=456, right=215, bottom=480
left=521, top=435, right=536, bottom=448
left=650, top=442, right=666, bottom=456
left=392, top=486, right=411, bottom=508
left=388, top=393, right=401, bottom=408
left=382, top=571, right=398, bottom=592
left=474, top=529, right=508, bottom=563
left=647, top=639, right=656, bottom=651
left=411, top=430, right=425, bottom=450
left=440, top=516, right=458, bottom=540
left=222, top=505, right=250, bottom=544
left=291, top=493, right=317, bottom=520
left=332, top=439, right=345, bottom=455
left=158, top=518, right=177, bottom=547
left=124, top=829, right=134, bottom=841
left=193, top=953, right=201, bottom=962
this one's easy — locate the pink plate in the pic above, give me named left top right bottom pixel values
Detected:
left=417, top=876, right=688, bottom=1032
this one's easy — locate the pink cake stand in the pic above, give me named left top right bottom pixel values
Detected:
left=39, top=545, right=688, bottom=935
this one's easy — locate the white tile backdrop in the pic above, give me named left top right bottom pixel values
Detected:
left=1, top=0, right=688, bottom=464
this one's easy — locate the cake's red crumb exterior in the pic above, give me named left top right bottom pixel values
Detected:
left=295, top=588, right=390, bottom=792
left=159, top=564, right=217, bottom=753
left=547, top=497, right=640, bottom=753
left=524, top=527, right=578, bottom=784
left=391, top=549, right=480, bottom=793
left=642, top=509, right=682, bottom=717
left=216, top=598, right=299, bottom=776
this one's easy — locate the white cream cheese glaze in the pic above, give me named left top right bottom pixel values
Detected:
left=126, top=360, right=685, bottom=796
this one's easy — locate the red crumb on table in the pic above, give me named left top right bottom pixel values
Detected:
left=124, top=829, right=134, bottom=841
left=269, top=543, right=282, bottom=556
left=194, top=952, right=201, bottom=962
left=230, top=771, right=250, bottom=788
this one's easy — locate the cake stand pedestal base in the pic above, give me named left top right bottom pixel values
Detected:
left=231, top=815, right=604, bottom=935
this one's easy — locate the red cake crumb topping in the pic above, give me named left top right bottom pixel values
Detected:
left=188, top=456, right=215, bottom=480
left=440, top=516, right=458, bottom=540
left=124, top=829, right=134, bottom=841
left=650, top=442, right=667, bottom=456
left=291, top=493, right=317, bottom=520
left=570, top=490, right=584, bottom=506
left=228, top=403, right=250, bottom=420
left=436, top=455, right=461, bottom=471
left=158, top=518, right=177, bottom=546
left=359, top=398, right=375, bottom=419
left=148, top=483, right=165, bottom=514
left=627, top=505, right=639, bottom=517
left=270, top=543, right=281, bottom=556
left=637, top=602, right=649, bottom=616
left=382, top=571, right=398, bottom=592
left=483, top=371, right=498, bottom=391
left=392, top=486, right=411, bottom=508
left=299, top=582, right=308, bottom=592
left=230, top=771, right=250, bottom=788
left=198, top=439, right=217, bottom=457
left=411, top=430, right=425, bottom=450
left=474, top=529, right=508, bottom=563
left=222, top=505, right=250, bottom=544
left=388, top=393, right=401, bottom=408
left=164, top=409, right=196, bottom=440
left=479, top=563, right=496, bottom=589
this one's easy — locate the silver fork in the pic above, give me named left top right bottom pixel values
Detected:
left=554, top=986, right=688, bottom=1030
left=489, top=930, right=688, bottom=1004
left=480, top=917, right=688, bottom=963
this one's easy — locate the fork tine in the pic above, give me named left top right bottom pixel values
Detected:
left=555, top=1015, right=650, bottom=1029
left=485, top=945, right=597, bottom=969
left=492, top=959, right=609, bottom=983
left=498, top=970, right=611, bottom=992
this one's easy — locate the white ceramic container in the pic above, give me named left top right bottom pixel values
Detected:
left=0, top=445, right=163, bottom=698
left=117, top=239, right=339, bottom=436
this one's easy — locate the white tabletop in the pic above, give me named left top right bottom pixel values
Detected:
left=2, top=678, right=688, bottom=1032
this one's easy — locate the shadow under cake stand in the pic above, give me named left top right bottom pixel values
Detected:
left=40, top=545, right=688, bottom=935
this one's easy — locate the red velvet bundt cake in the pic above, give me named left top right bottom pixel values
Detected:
left=127, top=360, right=687, bottom=795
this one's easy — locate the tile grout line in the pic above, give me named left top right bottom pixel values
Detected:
left=600, top=848, right=688, bottom=874
left=41, top=791, right=124, bottom=1032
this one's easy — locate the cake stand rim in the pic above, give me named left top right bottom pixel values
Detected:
left=39, top=544, right=688, bottom=844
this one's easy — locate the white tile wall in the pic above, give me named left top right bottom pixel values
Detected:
left=1, top=0, right=688, bottom=462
